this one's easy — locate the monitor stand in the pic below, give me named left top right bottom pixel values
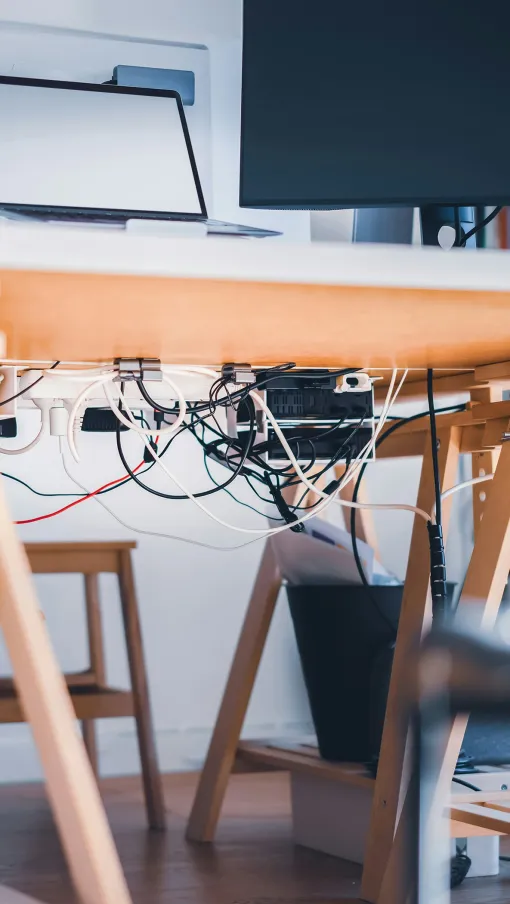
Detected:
left=352, top=206, right=476, bottom=247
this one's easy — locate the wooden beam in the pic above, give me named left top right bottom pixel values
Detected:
left=450, top=804, right=510, bottom=834
left=375, top=432, right=426, bottom=459
left=475, top=399, right=510, bottom=422
left=375, top=371, right=478, bottom=403
left=471, top=387, right=503, bottom=538
left=475, top=360, right=510, bottom=383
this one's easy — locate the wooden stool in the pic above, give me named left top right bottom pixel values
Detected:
left=0, top=541, right=165, bottom=831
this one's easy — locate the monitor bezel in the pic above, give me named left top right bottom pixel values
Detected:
left=239, top=1, right=510, bottom=211
left=0, top=74, right=208, bottom=221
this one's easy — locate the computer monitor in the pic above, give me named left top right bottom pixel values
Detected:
left=240, top=0, right=510, bottom=212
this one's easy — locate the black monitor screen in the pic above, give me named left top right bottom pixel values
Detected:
left=240, top=0, right=510, bottom=209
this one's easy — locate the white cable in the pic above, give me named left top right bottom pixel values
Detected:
left=103, top=377, right=186, bottom=437
left=431, top=473, right=495, bottom=518
left=59, top=451, right=243, bottom=552
left=0, top=404, right=49, bottom=455
left=44, top=368, right=116, bottom=380
left=111, top=383, right=341, bottom=535
left=63, top=365, right=430, bottom=541
left=57, top=369, right=427, bottom=549
left=67, top=372, right=188, bottom=461
left=58, top=370, right=422, bottom=553
left=161, top=365, right=220, bottom=379
left=247, top=375, right=397, bottom=499
left=247, top=369, right=430, bottom=522
left=106, top=377, right=419, bottom=536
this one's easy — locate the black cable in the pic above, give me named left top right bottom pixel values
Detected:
left=1, top=412, right=154, bottom=498
left=452, top=777, right=481, bottom=792
left=135, top=365, right=359, bottom=418
left=461, top=206, right=502, bottom=247
left=349, top=403, right=466, bottom=600
left=427, top=370, right=442, bottom=526
left=202, top=449, right=283, bottom=521
left=1, top=471, right=83, bottom=497
left=0, top=361, right=60, bottom=408
left=454, top=207, right=462, bottom=247
left=426, top=368, right=448, bottom=617
left=115, top=384, right=258, bottom=500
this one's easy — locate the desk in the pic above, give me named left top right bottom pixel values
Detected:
left=2, top=221, right=510, bottom=904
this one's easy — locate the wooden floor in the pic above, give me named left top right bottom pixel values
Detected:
left=0, top=771, right=509, bottom=904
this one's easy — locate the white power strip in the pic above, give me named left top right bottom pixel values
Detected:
left=15, top=372, right=218, bottom=408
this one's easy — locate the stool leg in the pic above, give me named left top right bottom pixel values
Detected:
left=82, top=573, right=106, bottom=778
left=82, top=720, right=99, bottom=779
left=0, top=479, right=131, bottom=904
left=118, top=549, right=165, bottom=831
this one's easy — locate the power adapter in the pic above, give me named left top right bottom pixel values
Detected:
left=0, top=417, right=17, bottom=438
left=82, top=408, right=129, bottom=433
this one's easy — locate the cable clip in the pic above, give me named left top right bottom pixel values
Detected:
left=114, top=358, right=162, bottom=382
left=263, top=474, right=305, bottom=532
left=221, top=363, right=256, bottom=386
left=427, top=521, right=447, bottom=618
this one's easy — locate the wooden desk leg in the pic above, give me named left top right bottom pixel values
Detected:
left=379, top=437, right=510, bottom=904
left=0, top=480, right=132, bottom=904
left=471, top=386, right=502, bottom=539
left=361, top=427, right=461, bottom=904
left=186, top=538, right=282, bottom=842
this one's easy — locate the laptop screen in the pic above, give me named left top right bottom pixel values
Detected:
left=0, top=79, right=206, bottom=218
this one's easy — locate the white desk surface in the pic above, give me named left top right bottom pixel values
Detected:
left=1, top=219, right=510, bottom=292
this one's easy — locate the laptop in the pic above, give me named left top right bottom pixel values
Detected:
left=0, top=75, right=279, bottom=238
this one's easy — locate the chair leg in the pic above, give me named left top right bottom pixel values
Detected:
left=361, top=427, right=461, bottom=904
left=82, top=720, right=99, bottom=779
left=186, top=538, right=282, bottom=842
left=0, top=479, right=131, bottom=904
left=379, top=436, right=510, bottom=904
left=83, top=573, right=105, bottom=780
left=117, top=549, right=166, bottom=831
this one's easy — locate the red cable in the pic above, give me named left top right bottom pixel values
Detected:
left=14, top=446, right=157, bottom=525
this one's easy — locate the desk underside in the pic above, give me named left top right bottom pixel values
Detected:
left=1, top=268, right=509, bottom=370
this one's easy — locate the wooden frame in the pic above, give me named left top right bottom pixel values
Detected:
left=187, top=399, right=510, bottom=904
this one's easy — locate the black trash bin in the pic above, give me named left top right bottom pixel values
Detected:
left=287, top=583, right=454, bottom=764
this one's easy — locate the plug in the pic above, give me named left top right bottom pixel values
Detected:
left=144, top=438, right=159, bottom=463
left=49, top=402, right=68, bottom=437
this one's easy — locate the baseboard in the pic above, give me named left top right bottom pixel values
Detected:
left=0, top=720, right=313, bottom=783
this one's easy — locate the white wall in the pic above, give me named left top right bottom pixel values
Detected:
left=0, top=1, right=312, bottom=782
